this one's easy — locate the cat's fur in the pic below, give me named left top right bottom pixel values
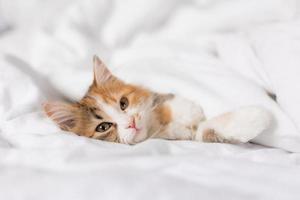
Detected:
left=43, top=56, right=272, bottom=145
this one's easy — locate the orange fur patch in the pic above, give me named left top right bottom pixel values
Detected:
left=155, top=105, right=172, bottom=125
left=202, top=129, right=236, bottom=144
left=88, top=79, right=151, bottom=107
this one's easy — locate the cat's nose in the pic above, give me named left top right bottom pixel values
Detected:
left=128, top=117, right=136, bottom=129
left=127, top=116, right=141, bottom=133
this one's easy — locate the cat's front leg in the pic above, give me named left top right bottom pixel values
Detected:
left=194, top=106, right=272, bottom=144
left=166, top=96, right=206, bottom=140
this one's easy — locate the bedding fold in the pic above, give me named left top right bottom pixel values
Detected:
left=1, top=0, right=300, bottom=199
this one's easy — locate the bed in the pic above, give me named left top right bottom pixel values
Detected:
left=1, top=0, right=300, bottom=199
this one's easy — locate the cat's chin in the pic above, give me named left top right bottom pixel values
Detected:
left=132, top=131, right=148, bottom=144
left=118, top=129, right=148, bottom=145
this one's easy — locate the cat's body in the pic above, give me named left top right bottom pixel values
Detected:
left=43, top=56, right=272, bottom=145
left=151, top=96, right=205, bottom=141
left=150, top=96, right=271, bottom=144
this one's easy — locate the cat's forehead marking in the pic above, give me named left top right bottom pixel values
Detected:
left=80, top=95, right=107, bottom=119
left=86, top=78, right=153, bottom=110
left=96, top=98, right=120, bottom=115
left=89, top=107, right=103, bottom=120
left=100, top=93, right=117, bottom=104
left=89, top=85, right=120, bottom=104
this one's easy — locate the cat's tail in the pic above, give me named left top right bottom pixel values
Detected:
left=194, top=106, right=272, bottom=143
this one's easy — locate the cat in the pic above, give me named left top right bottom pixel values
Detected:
left=43, top=56, right=272, bottom=145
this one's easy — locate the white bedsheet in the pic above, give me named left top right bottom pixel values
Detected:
left=1, top=0, right=300, bottom=199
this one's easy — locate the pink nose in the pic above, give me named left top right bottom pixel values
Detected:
left=127, top=117, right=141, bottom=133
left=128, top=117, right=136, bottom=129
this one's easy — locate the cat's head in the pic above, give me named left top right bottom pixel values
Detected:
left=43, top=56, right=173, bottom=144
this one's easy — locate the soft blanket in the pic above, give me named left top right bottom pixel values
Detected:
left=1, top=0, right=300, bottom=199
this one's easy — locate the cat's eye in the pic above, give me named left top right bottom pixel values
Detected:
left=120, top=97, right=129, bottom=111
left=96, top=122, right=113, bottom=132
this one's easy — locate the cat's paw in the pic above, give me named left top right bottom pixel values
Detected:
left=195, top=106, right=272, bottom=143
left=227, top=106, right=272, bottom=142
left=202, top=128, right=238, bottom=144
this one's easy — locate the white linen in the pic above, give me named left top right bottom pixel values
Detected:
left=1, top=0, right=300, bottom=199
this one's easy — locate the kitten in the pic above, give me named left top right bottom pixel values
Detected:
left=43, top=56, right=272, bottom=145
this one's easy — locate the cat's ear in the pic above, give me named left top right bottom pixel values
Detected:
left=152, top=93, right=174, bottom=107
left=43, top=101, right=79, bottom=131
left=93, top=55, right=114, bottom=86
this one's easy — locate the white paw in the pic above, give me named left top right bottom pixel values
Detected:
left=222, top=106, right=272, bottom=142
left=195, top=106, right=272, bottom=143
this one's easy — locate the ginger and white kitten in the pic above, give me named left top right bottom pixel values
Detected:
left=43, top=56, right=272, bottom=145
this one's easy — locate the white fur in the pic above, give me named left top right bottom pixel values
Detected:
left=195, top=106, right=272, bottom=142
left=160, top=96, right=272, bottom=143
left=161, top=96, right=205, bottom=140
